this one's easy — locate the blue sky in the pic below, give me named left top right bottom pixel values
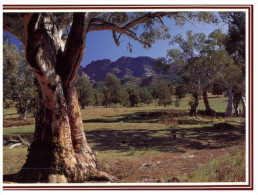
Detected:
left=4, top=12, right=228, bottom=67
left=83, top=15, right=228, bottom=66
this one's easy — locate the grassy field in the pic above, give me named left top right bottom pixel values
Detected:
left=3, top=94, right=246, bottom=183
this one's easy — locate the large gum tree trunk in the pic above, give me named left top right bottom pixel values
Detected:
left=13, top=13, right=113, bottom=183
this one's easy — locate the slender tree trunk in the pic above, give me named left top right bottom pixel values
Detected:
left=23, top=108, right=28, bottom=120
left=225, top=88, right=234, bottom=116
left=233, top=96, right=240, bottom=116
left=202, top=83, right=215, bottom=115
left=241, top=94, right=246, bottom=116
left=198, top=77, right=202, bottom=99
left=22, top=100, right=30, bottom=120
left=189, top=93, right=199, bottom=116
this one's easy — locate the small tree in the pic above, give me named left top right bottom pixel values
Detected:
left=127, top=88, right=140, bottom=107
left=105, top=73, right=123, bottom=105
left=158, top=83, right=172, bottom=107
left=120, top=89, right=130, bottom=107
left=151, top=84, right=160, bottom=107
left=139, top=88, right=153, bottom=105
left=102, top=86, right=111, bottom=108
left=93, top=89, right=102, bottom=107
left=77, top=75, right=94, bottom=109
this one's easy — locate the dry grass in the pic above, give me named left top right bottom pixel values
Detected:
left=3, top=94, right=246, bottom=183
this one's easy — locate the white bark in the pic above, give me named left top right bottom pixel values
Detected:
left=225, top=88, right=234, bottom=116
left=241, top=94, right=246, bottom=116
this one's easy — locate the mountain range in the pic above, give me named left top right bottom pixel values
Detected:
left=79, top=56, right=158, bottom=82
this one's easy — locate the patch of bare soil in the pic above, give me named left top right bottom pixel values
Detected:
left=99, top=140, right=245, bottom=183
left=3, top=118, right=35, bottom=127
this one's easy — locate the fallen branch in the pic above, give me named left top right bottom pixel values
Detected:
left=9, top=143, right=22, bottom=149
left=6, top=135, right=30, bottom=149
left=18, top=134, right=29, bottom=145
left=10, top=139, right=20, bottom=143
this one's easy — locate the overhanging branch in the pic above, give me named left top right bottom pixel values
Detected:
left=3, top=13, right=33, bottom=45
left=88, top=12, right=178, bottom=47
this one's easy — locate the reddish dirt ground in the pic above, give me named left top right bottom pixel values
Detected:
left=99, top=140, right=245, bottom=183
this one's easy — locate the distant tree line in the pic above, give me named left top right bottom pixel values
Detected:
left=76, top=73, right=186, bottom=108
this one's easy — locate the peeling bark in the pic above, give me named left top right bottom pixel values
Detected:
left=10, top=13, right=114, bottom=183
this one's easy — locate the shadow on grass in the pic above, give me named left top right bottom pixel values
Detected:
left=87, top=122, right=245, bottom=153
left=83, top=110, right=231, bottom=125
left=3, top=122, right=245, bottom=183
left=83, top=110, right=188, bottom=124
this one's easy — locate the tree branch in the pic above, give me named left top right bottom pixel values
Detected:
left=88, top=12, right=178, bottom=47
left=112, top=31, right=120, bottom=46
left=122, top=12, right=169, bottom=30
left=88, top=22, right=151, bottom=47
left=3, top=13, right=33, bottom=45
left=57, top=12, right=98, bottom=87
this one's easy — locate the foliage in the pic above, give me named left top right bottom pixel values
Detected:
left=212, top=82, right=226, bottom=97
left=120, top=89, right=130, bottom=107
left=157, top=83, right=172, bottom=107
left=77, top=74, right=94, bottom=108
left=93, top=81, right=105, bottom=93
left=150, top=84, right=160, bottom=107
left=3, top=36, right=37, bottom=119
left=139, top=88, right=153, bottom=105
left=220, top=12, right=246, bottom=114
left=102, top=86, right=111, bottom=107
left=150, top=84, right=160, bottom=100
left=155, top=29, right=236, bottom=115
left=153, top=57, right=173, bottom=74
left=175, top=85, right=188, bottom=100
left=127, top=88, right=140, bottom=107
left=220, top=12, right=245, bottom=67
left=93, top=89, right=102, bottom=107
left=104, top=73, right=123, bottom=105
